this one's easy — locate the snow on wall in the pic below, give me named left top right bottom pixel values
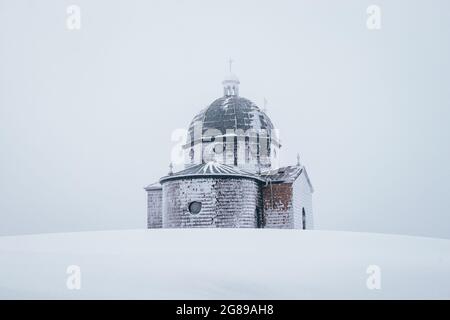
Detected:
left=262, top=183, right=294, bottom=228
left=162, top=177, right=261, bottom=228
left=147, top=189, right=162, bottom=228
left=293, top=172, right=314, bottom=229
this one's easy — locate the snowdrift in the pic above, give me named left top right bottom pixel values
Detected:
left=0, top=229, right=449, bottom=299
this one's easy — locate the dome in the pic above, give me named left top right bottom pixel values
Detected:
left=187, top=95, right=274, bottom=141
left=183, top=71, right=281, bottom=173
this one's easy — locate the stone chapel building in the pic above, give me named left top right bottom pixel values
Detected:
left=145, top=70, right=313, bottom=229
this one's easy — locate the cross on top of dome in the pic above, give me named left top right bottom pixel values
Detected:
left=222, top=58, right=240, bottom=96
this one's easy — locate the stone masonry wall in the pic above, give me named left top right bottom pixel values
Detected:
left=162, top=177, right=261, bottom=228
left=147, top=189, right=162, bottom=228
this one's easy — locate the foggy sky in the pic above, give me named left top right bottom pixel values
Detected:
left=1, top=0, right=450, bottom=238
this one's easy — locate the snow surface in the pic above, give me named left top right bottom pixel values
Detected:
left=0, top=229, right=449, bottom=299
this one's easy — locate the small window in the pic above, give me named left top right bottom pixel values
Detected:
left=188, top=201, right=202, bottom=214
left=302, top=208, right=306, bottom=230
left=213, top=143, right=224, bottom=154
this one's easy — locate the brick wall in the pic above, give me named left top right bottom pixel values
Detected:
left=262, top=183, right=294, bottom=228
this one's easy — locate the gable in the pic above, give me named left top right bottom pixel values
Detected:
left=261, top=165, right=314, bottom=193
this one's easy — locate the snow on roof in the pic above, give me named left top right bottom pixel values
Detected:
left=260, top=165, right=303, bottom=183
left=261, top=165, right=314, bottom=191
left=159, top=162, right=265, bottom=183
left=144, top=182, right=162, bottom=191
left=187, top=96, right=275, bottom=138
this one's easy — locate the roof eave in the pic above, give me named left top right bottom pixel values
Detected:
left=160, top=173, right=265, bottom=184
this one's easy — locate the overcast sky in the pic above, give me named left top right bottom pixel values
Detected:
left=1, top=0, right=449, bottom=238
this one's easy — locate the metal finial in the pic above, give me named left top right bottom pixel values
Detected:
left=168, top=162, right=173, bottom=175
left=228, top=58, right=233, bottom=73
left=263, top=98, right=268, bottom=113
left=296, top=153, right=301, bottom=166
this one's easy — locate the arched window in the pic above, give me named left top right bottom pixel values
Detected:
left=233, top=136, right=238, bottom=166
left=245, top=137, right=250, bottom=163
left=302, top=208, right=306, bottom=230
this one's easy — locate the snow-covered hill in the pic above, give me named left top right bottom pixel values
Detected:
left=0, top=229, right=449, bottom=299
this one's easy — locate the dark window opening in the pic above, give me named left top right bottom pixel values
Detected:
left=188, top=201, right=202, bottom=214
left=256, top=134, right=261, bottom=165
left=302, top=208, right=306, bottom=230
left=233, top=136, right=238, bottom=166
left=245, top=138, right=250, bottom=163
left=256, top=208, right=262, bottom=228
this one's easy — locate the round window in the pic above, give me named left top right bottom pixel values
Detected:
left=188, top=201, right=202, bottom=214
left=213, top=143, right=224, bottom=154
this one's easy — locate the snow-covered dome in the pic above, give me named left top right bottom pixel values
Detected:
left=183, top=72, right=281, bottom=173
left=187, top=95, right=274, bottom=141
